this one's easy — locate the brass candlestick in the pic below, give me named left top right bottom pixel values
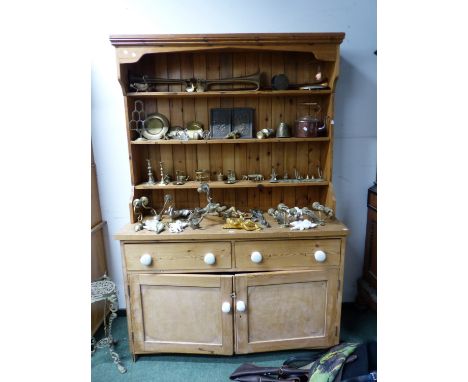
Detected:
left=158, top=161, right=167, bottom=186
left=146, top=159, right=156, bottom=185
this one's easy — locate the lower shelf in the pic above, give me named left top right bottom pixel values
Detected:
left=135, top=180, right=329, bottom=190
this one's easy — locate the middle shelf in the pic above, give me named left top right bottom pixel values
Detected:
left=135, top=180, right=329, bottom=190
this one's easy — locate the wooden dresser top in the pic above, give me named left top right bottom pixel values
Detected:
left=115, top=215, right=348, bottom=242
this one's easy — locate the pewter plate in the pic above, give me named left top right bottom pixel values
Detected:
left=142, top=113, right=170, bottom=140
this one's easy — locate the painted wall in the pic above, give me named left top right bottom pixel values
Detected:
left=91, top=0, right=376, bottom=308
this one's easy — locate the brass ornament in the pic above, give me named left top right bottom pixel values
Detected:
left=223, top=217, right=262, bottom=231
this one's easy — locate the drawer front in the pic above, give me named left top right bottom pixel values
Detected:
left=124, top=242, right=231, bottom=271
left=234, top=239, right=341, bottom=270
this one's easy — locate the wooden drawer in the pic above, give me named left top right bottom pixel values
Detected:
left=234, top=239, right=341, bottom=270
left=124, top=242, right=232, bottom=271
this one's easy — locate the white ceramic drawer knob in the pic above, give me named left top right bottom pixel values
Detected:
left=236, top=300, right=246, bottom=312
left=221, top=302, right=231, bottom=313
left=139, top=253, right=153, bottom=266
left=314, top=250, right=327, bottom=263
left=204, top=253, right=216, bottom=265
left=250, top=251, right=263, bottom=263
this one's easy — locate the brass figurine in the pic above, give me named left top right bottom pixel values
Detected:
left=270, top=168, right=278, bottom=183
left=268, top=203, right=329, bottom=227
left=312, top=201, right=334, bottom=219
left=242, top=174, right=264, bottom=182
left=250, top=209, right=270, bottom=228
left=225, top=129, right=241, bottom=139
left=316, top=166, right=324, bottom=180
left=256, top=128, right=274, bottom=139
left=174, top=170, right=189, bottom=185
left=195, top=169, right=209, bottom=182
left=133, top=196, right=156, bottom=222
left=223, top=217, right=261, bottom=231
left=133, top=196, right=158, bottom=231
left=186, top=183, right=227, bottom=229
left=226, top=170, right=236, bottom=184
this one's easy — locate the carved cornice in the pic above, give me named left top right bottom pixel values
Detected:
left=110, top=33, right=345, bottom=47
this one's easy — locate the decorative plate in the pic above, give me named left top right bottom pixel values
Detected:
left=142, top=113, right=170, bottom=140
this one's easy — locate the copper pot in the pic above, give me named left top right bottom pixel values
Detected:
left=294, top=115, right=320, bottom=137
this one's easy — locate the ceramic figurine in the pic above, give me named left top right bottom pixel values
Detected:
left=168, top=220, right=189, bottom=233
left=290, top=220, right=317, bottom=231
left=143, top=219, right=165, bottom=234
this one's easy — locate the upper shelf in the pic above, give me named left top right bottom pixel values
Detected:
left=126, top=89, right=332, bottom=98
left=131, top=137, right=330, bottom=145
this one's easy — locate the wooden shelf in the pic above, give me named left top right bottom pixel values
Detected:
left=126, top=89, right=332, bottom=98
left=135, top=180, right=329, bottom=190
left=131, top=137, right=330, bottom=145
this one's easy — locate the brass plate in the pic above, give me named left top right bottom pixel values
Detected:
left=142, top=113, right=170, bottom=140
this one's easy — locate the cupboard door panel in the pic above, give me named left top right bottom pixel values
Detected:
left=234, top=269, right=339, bottom=353
left=129, top=274, right=233, bottom=355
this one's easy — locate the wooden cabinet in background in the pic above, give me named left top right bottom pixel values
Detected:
left=91, top=146, right=109, bottom=335
left=111, top=33, right=348, bottom=357
left=357, top=184, right=377, bottom=310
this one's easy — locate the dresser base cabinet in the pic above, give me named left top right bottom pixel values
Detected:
left=117, top=218, right=348, bottom=357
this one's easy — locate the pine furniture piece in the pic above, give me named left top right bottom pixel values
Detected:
left=111, top=33, right=348, bottom=358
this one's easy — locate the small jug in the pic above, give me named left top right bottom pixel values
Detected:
left=276, top=122, right=291, bottom=138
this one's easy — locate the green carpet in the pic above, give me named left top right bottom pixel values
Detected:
left=91, top=303, right=376, bottom=381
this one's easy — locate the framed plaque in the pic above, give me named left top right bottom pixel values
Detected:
left=210, top=108, right=232, bottom=138
left=232, top=108, right=254, bottom=138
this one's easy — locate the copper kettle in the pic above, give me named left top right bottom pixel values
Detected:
left=294, top=103, right=323, bottom=138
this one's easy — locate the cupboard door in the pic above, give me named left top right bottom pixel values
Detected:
left=234, top=269, right=339, bottom=353
left=129, top=273, right=233, bottom=355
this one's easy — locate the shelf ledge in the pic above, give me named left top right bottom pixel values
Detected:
left=125, top=89, right=332, bottom=98
left=135, top=180, right=329, bottom=190
left=131, top=137, right=330, bottom=145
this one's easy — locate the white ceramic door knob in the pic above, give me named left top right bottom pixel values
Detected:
left=221, top=302, right=231, bottom=313
left=204, top=253, right=216, bottom=265
left=314, top=250, right=327, bottom=262
left=139, top=253, right=153, bottom=266
left=236, top=300, right=246, bottom=312
left=250, top=251, right=263, bottom=263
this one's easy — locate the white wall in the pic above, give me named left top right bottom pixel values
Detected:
left=91, top=0, right=376, bottom=307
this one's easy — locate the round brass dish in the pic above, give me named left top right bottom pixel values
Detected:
left=142, top=113, right=170, bottom=140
